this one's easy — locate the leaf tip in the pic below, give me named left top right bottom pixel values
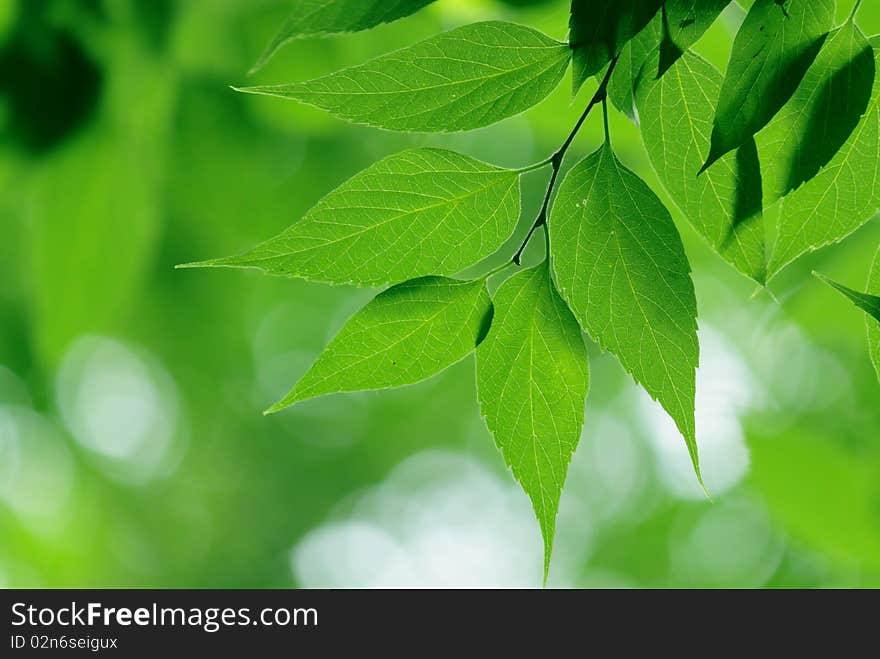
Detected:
left=698, top=475, right=713, bottom=503
left=542, top=535, right=553, bottom=587
left=265, top=390, right=303, bottom=415
left=232, top=85, right=274, bottom=97
left=812, top=270, right=831, bottom=284
left=246, top=59, right=268, bottom=78
left=175, top=260, right=208, bottom=270
left=175, top=258, right=225, bottom=270
left=263, top=400, right=289, bottom=416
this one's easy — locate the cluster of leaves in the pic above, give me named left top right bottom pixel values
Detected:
left=181, top=0, right=880, bottom=579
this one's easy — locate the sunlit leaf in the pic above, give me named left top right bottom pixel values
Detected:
left=240, top=21, right=571, bottom=132
left=268, top=276, right=491, bottom=412
left=568, top=0, right=664, bottom=95
left=476, top=263, right=588, bottom=582
left=815, top=265, right=880, bottom=385
left=607, top=1, right=729, bottom=120
left=549, top=144, right=702, bottom=483
left=871, top=247, right=880, bottom=383
left=607, top=14, right=662, bottom=119
left=814, top=272, right=880, bottom=322
left=657, top=0, right=730, bottom=76
left=700, top=0, right=835, bottom=172
left=637, top=50, right=765, bottom=283
left=758, top=21, right=875, bottom=204
left=768, top=42, right=880, bottom=278
left=253, top=0, right=437, bottom=73
left=182, top=148, right=521, bottom=287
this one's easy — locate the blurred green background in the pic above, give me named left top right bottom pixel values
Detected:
left=1, top=0, right=879, bottom=588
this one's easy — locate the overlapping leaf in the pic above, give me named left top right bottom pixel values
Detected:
left=815, top=265, right=880, bottom=384
left=871, top=248, right=880, bottom=383
left=549, top=144, right=701, bottom=481
left=607, top=14, right=663, bottom=119
left=569, top=0, right=664, bottom=95
left=253, top=0, right=437, bottom=73
left=476, top=263, right=588, bottom=581
left=637, top=50, right=766, bottom=283
left=701, top=0, right=835, bottom=172
left=815, top=272, right=880, bottom=321
left=607, top=0, right=728, bottom=121
left=769, top=41, right=880, bottom=278
left=181, top=148, right=521, bottom=287
left=240, top=22, right=571, bottom=132
left=268, top=276, right=491, bottom=412
left=657, top=0, right=730, bottom=76
left=758, top=21, right=875, bottom=205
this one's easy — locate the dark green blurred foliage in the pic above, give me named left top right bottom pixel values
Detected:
left=0, top=0, right=879, bottom=588
left=0, top=0, right=103, bottom=153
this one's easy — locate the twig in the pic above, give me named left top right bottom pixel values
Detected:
left=512, top=56, right=619, bottom=265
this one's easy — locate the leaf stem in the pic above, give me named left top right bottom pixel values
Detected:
left=481, top=261, right=515, bottom=280
left=849, top=0, right=863, bottom=21
left=602, top=97, right=610, bottom=144
left=512, top=55, right=619, bottom=265
left=514, top=157, right=554, bottom=174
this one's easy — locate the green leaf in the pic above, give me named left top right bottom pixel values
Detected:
left=569, top=0, right=664, bottom=95
left=607, top=1, right=730, bottom=118
left=636, top=50, right=766, bottom=283
left=476, top=263, right=588, bottom=582
left=268, top=276, right=491, bottom=412
left=870, top=247, right=880, bottom=383
left=768, top=42, right=880, bottom=278
left=758, top=21, right=875, bottom=204
left=815, top=261, right=880, bottom=385
left=700, top=0, right=835, bottom=172
left=814, top=264, right=880, bottom=384
left=549, top=144, right=702, bottom=482
left=814, top=272, right=880, bottom=321
left=239, top=21, right=571, bottom=132
left=658, top=0, right=730, bottom=76
left=252, top=0, right=437, bottom=73
left=181, top=148, right=521, bottom=287
left=607, top=14, right=662, bottom=119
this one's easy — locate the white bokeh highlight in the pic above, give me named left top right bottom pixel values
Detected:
left=0, top=406, right=75, bottom=529
left=56, top=336, right=182, bottom=484
left=639, top=325, right=754, bottom=499
left=292, top=450, right=543, bottom=587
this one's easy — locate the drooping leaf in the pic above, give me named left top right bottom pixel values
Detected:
left=476, top=263, right=588, bottom=582
left=568, top=0, right=664, bottom=95
left=607, top=14, right=663, bottom=119
left=252, top=0, right=437, bottom=73
left=870, top=247, right=880, bottom=383
left=658, top=0, right=730, bottom=76
left=181, top=148, right=521, bottom=287
left=239, top=22, right=571, bottom=132
left=758, top=21, right=875, bottom=205
left=549, top=144, right=702, bottom=481
left=267, top=276, right=491, bottom=412
left=768, top=42, right=880, bottom=278
left=636, top=50, right=766, bottom=283
left=700, top=0, right=835, bottom=172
